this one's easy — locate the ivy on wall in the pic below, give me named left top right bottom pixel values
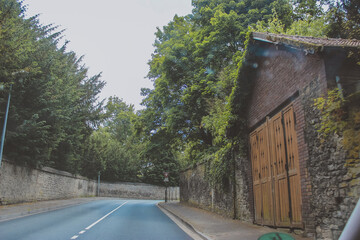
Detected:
left=204, top=32, right=257, bottom=187
left=314, top=88, right=360, bottom=161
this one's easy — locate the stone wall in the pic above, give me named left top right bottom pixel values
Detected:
left=302, top=86, right=360, bottom=239
left=234, top=156, right=253, bottom=222
left=0, top=160, right=97, bottom=204
left=180, top=160, right=253, bottom=222
left=180, top=162, right=241, bottom=219
left=0, top=160, right=176, bottom=205
left=99, top=182, right=166, bottom=200
left=180, top=163, right=212, bottom=209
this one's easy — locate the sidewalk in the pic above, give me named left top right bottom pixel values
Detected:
left=0, top=197, right=103, bottom=222
left=158, top=202, right=310, bottom=240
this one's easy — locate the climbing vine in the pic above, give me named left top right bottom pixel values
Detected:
left=204, top=32, right=256, bottom=187
left=314, top=88, right=360, bottom=160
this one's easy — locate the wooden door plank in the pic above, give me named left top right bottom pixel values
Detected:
left=270, top=113, right=291, bottom=226
left=258, top=124, right=274, bottom=225
left=283, top=106, right=303, bottom=225
left=250, top=132, right=262, bottom=224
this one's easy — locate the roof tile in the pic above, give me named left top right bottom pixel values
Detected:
left=252, top=32, right=360, bottom=48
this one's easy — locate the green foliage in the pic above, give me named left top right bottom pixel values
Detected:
left=314, top=88, right=346, bottom=138
left=82, top=97, right=144, bottom=183
left=207, top=142, right=233, bottom=187
left=327, top=0, right=360, bottom=39
left=0, top=0, right=105, bottom=172
left=254, top=10, right=287, bottom=34
left=2, top=0, right=359, bottom=187
left=254, top=0, right=360, bottom=40
left=314, top=89, right=360, bottom=160
left=285, top=15, right=329, bottom=37
left=227, top=32, right=256, bottom=147
left=144, top=0, right=294, bottom=185
left=202, top=99, right=230, bottom=146
left=254, top=8, right=330, bottom=37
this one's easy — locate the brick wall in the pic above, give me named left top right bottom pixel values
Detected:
left=246, top=44, right=328, bottom=236
left=248, top=45, right=327, bottom=129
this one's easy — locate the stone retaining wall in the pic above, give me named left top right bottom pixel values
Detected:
left=0, top=160, right=179, bottom=205
left=302, top=89, right=360, bottom=239
left=99, top=181, right=166, bottom=200
left=180, top=163, right=236, bottom=219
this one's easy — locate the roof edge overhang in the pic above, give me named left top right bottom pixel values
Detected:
left=251, top=32, right=360, bottom=55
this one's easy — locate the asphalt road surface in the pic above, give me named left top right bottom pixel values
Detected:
left=0, top=199, right=192, bottom=240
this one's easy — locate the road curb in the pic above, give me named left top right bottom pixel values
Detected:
left=157, top=202, right=210, bottom=240
left=0, top=198, right=99, bottom=223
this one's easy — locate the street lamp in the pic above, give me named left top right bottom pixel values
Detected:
left=163, top=172, right=169, bottom=202
left=97, top=171, right=101, bottom=197
left=0, top=70, right=27, bottom=167
left=0, top=83, right=12, bottom=166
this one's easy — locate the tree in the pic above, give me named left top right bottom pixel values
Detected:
left=0, top=0, right=105, bottom=172
left=145, top=0, right=294, bottom=170
left=327, top=0, right=360, bottom=39
left=81, top=97, right=144, bottom=182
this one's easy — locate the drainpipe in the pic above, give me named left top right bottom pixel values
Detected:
left=232, top=143, right=237, bottom=219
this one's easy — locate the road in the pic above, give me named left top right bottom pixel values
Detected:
left=0, top=199, right=193, bottom=240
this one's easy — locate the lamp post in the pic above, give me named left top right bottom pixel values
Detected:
left=0, top=70, right=27, bottom=167
left=0, top=84, right=12, bottom=167
left=163, top=172, right=169, bottom=202
left=97, top=171, right=101, bottom=197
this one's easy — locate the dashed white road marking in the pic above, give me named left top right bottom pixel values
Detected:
left=85, top=201, right=127, bottom=230
left=70, top=201, right=128, bottom=240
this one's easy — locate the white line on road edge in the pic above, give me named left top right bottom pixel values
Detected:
left=70, top=201, right=128, bottom=240
left=85, top=201, right=128, bottom=230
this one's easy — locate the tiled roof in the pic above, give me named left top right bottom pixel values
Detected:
left=252, top=32, right=360, bottom=48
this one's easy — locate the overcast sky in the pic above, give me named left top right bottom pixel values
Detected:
left=24, top=0, right=193, bottom=109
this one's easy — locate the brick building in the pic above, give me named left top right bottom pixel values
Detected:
left=180, top=32, right=360, bottom=239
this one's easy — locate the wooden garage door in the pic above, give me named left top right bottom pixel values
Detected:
left=250, top=132, right=262, bottom=224
left=250, top=105, right=302, bottom=228
left=282, top=107, right=302, bottom=226
left=250, top=124, right=274, bottom=225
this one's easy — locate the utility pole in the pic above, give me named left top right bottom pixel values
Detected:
left=0, top=70, right=28, bottom=167
left=97, top=171, right=101, bottom=197
left=0, top=84, right=12, bottom=167
left=164, top=172, right=169, bottom=202
left=165, top=186, right=168, bottom=202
